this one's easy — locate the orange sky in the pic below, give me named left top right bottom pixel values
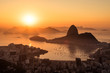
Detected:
left=0, top=0, right=110, bottom=28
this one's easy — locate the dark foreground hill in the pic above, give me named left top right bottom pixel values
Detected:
left=0, top=59, right=25, bottom=73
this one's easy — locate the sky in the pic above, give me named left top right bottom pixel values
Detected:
left=0, top=0, right=110, bottom=28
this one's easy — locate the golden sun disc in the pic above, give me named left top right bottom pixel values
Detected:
left=22, top=14, right=37, bottom=26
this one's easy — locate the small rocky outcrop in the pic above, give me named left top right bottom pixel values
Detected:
left=30, top=36, right=47, bottom=42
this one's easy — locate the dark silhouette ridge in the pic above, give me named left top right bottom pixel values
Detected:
left=78, top=32, right=98, bottom=44
left=47, top=25, right=99, bottom=44
left=67, top=25, right=78, bottom=37
left=30, top=25, right=99, bottom=45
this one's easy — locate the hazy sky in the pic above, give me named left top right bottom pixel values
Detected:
left=0, top=0, right=110, bottom=28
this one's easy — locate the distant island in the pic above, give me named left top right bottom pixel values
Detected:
left=30, top=25, right=99, bottom=45
left=30, top=36, right=47, bottom=42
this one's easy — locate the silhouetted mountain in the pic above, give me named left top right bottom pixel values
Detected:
left=47, top=25, right=99, bottom=45
left=78, top=32, right=98, bottom=44
left=40, top=27, right=61, bottom=34
left=30, top=25, right=99, bottom=45
left=67, top=25, right=78, bottom=37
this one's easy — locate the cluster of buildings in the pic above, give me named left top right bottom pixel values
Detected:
left=90, top=42, right=110, bottom=62
left=0, top=43, right=47, bottom=65
left=0, top=43, right=110, bottom=73
left=21, top=58, right=110, bottom=73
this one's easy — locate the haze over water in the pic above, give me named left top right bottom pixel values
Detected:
left=0, top=28, right=110, bottom=61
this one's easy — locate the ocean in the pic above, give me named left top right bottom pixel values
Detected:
left=0, top=29, right=110, bottom=61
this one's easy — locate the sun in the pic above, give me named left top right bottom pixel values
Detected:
left=22, top=14, right=37, bottom=26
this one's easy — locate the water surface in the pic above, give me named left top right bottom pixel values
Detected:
left=0, top=29, right=110, bottom=61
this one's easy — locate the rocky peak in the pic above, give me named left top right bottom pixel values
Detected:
left=78, top=32, right=99, bottom=43
left=67, top=25, right=78, bottom=36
